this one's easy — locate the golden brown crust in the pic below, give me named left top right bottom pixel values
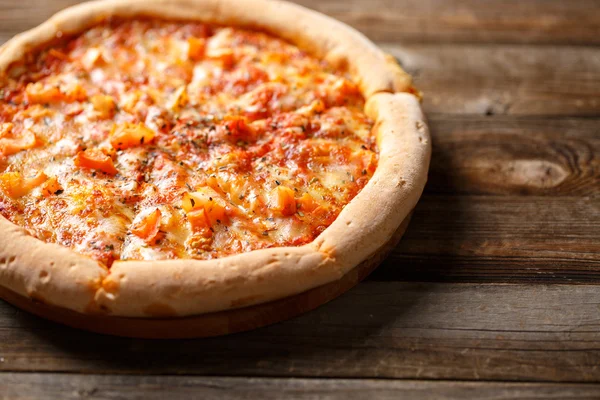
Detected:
left=0, top=216, right=107, bottom=313
left=0, top=0, right=430, bottom=317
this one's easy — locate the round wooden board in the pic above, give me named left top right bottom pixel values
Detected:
left=0, top=213, right=412, bottom=339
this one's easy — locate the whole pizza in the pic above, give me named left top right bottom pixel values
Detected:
left=0, top=0, right=430, bottom=333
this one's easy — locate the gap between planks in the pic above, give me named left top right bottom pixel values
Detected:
left=2, top=373, right=600, bottom=400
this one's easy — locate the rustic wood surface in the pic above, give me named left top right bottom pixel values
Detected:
left=3, top=283, right=600, bottom=382
left=1, top=0, right=599, bottom=398
left=4, top=374, right=600, bottom=400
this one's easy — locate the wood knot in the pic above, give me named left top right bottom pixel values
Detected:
left=473, top=159, right=569, bottom=192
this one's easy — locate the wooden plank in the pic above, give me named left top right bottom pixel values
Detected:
left=294, top=0, right=600, bottom=45
left=2, top=373, right=600, bottom=400
left=1, top=283, right=600, bottom=382
left=376, top=196, right=600, bottom=283
left=386, top=45, right=600, bottom=117
left=425, top=116, right=600, bottom=196
left=1, top=0, right=600, bottom=45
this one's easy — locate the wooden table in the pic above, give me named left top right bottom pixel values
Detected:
left=1, top=0, right=600, bottom=398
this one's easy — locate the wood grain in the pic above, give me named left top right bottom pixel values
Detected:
left=387, top=45, right=600, bottom=117
left=377, top=196, right=600, bottom=283
left=2, top=373, right=600, bottom=400
left=2, top=283, right=600, bottom=382
left=425, top=116, right=600, bottom=196
left=1, top=0, right=600, bottom=45
left=0, top=0, right=599, bottom=394
left=294, top=0, right=600, bottom=45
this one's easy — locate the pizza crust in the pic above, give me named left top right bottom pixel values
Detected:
left=0, top=0, right=412, bottom=97
left=0, top=216, right=107, bottom=314
left=0, top=0, right=430, bottom=317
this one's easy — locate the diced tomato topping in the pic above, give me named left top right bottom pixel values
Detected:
left=74, top=148, right=118, bottom=175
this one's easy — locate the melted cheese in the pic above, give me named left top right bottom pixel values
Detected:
left=0, top=19, right=377, bottom=266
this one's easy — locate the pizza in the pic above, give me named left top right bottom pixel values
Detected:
left=0, top=0, right=430, bottom=320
